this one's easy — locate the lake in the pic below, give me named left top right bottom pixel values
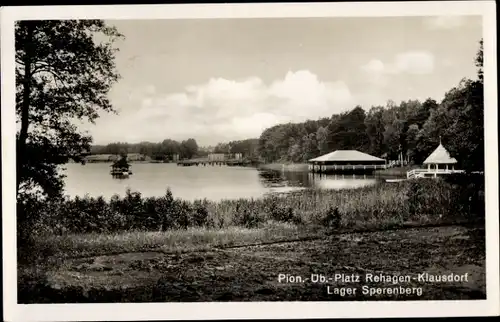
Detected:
left=62, top=163, right=397, bottom=201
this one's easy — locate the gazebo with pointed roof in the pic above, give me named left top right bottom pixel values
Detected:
left=407, top=138, right=464, bottom=179
left=423, top=140, right=457, bottom=172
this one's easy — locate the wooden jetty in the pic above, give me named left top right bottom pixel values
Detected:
left=308, top=150, right=386, bottom=174
left=177, top=158, right=251, bottom=167
left=385, top=178, right=407, bottom=183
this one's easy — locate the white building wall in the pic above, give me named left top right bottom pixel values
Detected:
left=208, top=153, right=226, bottom=161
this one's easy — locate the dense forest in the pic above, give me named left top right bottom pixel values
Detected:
left=258, top=98, right=437, bottom=164
left=92, top=39, right=483, bottom=172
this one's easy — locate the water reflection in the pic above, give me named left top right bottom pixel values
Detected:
left=307, top=172, right=378, bottom=190
left=258, top=170, right=382, bottom=190
left=62, top=163, right=398, bottom=202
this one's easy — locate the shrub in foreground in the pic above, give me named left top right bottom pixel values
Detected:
left=18, top=179, right=484, bottom=237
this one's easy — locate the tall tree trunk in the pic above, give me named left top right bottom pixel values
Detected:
left=17, top=23, right=34, bottom=196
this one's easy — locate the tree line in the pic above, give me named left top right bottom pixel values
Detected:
left=90, top=138, right=262, bottom=161
left=256, top=40, right=484, bottom=172
left=91, top=138, right=199, bottom=161
left=212, top=139, right=260, bottom=159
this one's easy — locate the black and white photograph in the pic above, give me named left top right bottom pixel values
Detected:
left=2, top=1, right=499, bottom=321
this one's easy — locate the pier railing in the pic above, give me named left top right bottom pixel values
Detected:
left=177, top=158, right=250, bottom=166
left=407, top=168, right=465, bottom=179
left=308, top=164, right=387, bottom=172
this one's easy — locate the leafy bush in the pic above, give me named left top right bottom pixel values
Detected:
left=233, top=202, right=263, bottom=228
left=19, top=179, right=484, bottom=236
left=192, top=200, right=210, bottom=227
left=323, top=206, right=341, bottom=229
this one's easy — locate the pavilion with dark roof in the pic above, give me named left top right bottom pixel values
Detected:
left=308, top=150, right=386, bottom=173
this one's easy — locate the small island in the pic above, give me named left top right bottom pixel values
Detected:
left=110, top=155, right=133, bottom=176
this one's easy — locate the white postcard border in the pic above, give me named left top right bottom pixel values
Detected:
left=2, top=2, right=498, bottom=321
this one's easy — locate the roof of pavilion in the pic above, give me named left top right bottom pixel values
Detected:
left=309, top=150, right=385, bottom=163
left=423, top=143, right=457, bottom=164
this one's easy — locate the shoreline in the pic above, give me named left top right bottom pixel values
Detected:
left=75, top=160, right=418, bottom=177
left=258, top=163, right=421, bottom=177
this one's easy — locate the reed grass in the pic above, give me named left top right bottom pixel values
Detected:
left=22, top=178, right=483, bottom=237
left=17, top=176, right=484, bottom=262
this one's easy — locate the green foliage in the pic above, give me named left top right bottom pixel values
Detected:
left=475, top=39, right=483, bottom=82
left=24, top=180, right=483, bottom=237
left=316, top=126, right=329, bottom=155
left=91, top=138, right=199, bottom=161
left=328, top=106, right=370, bottom=151
left=443, top=173, right=485, bottom=222
left=180, top=138, right=199, bottom=160
left=213, top=139, right=260, bottom=158
left=405, top=124, right=420, bottom=162
left=16, top=20, right=123, bottom=200
left=445, top=79, right=484, bottom=172
left=93, top=138, right=258, bottom=162
left=264, top=196, right=298, bottom=222
left=112, top=155, right=130, bottom=169
left=15, top=20, right=123, bottom=254
left=192, top=200, right=210, bottom=227
left=233, top=202, right=263, bottom=228
left=416, top=76, right=484, bottom=172
left=365, top=106, right=386, bottom=157
left=323, top=206, right=341, bottom=229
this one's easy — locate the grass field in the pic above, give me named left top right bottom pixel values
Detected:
left=18, top=224, right=485, bottom=302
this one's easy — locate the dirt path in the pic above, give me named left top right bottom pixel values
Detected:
left=19, top=225, right=485, bottom=303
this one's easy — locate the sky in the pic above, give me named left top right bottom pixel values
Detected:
left=82, top=15, right=482, bottom=146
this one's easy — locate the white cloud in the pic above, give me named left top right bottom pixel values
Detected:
left=423, top=16, right=466, bottom=30
left=361, top=51, right=435, bottom=80
left=268, top=71, right=352, bottom=118
left=393, top=51, right=435, bottom=75
left=105, top=70, right=354, bottom=145
left=360, top=59, right=388, bottom=85
left=361, top=59, right=385, bottom=73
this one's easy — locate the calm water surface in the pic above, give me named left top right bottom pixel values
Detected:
left=62, top=163, right=397, bottom=201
